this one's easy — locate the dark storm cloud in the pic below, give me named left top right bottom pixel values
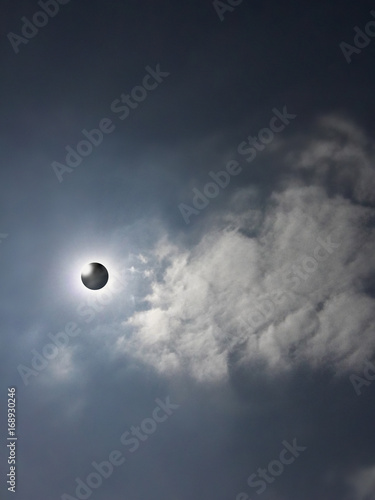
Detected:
left=1, top=1, right=375, bottom=499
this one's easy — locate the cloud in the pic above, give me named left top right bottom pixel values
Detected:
left=285, top=114, right=375, bottom=206
left=348, top=464, right=375, bottom=499
left=114, top=116, right=375, bottom=383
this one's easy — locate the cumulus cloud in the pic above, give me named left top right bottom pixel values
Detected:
left=115, top=116, right=375, bottom=382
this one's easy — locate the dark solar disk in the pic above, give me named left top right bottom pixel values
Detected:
left=81, top=263, right=109, bottom=290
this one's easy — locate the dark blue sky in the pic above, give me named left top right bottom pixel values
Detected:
left=1, top=1, right=375, bottom=499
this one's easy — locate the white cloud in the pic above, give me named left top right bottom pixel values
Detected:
left=115, top=117, right=375, bottom=382
left=287, top=114, right=375, bottom=205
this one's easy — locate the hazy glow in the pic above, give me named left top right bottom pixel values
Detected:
left=81, top=263, right=93, bottom=277
left=69, top=252, right=119, bottom=296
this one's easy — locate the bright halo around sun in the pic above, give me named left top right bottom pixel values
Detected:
left=70, top=253, right=126, bottom=301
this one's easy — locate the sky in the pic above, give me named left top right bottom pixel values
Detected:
left=1, top=1, right=375, bottom=499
